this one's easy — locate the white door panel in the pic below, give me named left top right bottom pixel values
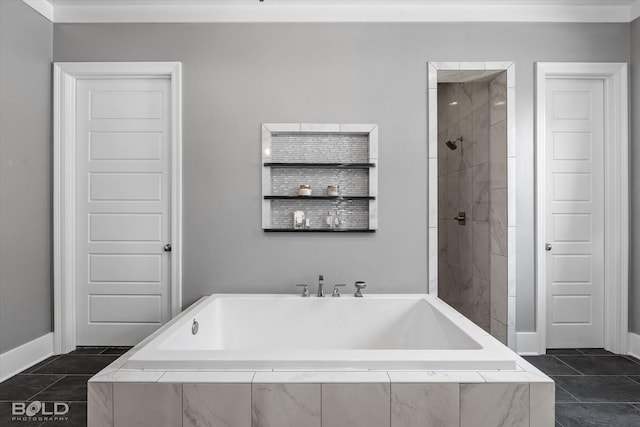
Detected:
left=76, top=78, right=172, bottom=345
left=546, top=79, right=604, bottom=349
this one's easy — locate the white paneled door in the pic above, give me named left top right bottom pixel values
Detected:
left=76, top=78, right=172, bottom=345
left=545, top=79, right=604, bottom=348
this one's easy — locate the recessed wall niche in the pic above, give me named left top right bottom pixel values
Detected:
left=261, top=123, right=378, bottom=232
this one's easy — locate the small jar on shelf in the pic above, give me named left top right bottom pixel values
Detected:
left=298, top=185, right=312, bottom=196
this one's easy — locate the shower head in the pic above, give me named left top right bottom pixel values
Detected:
left=445, top=136, right=463, bottom=151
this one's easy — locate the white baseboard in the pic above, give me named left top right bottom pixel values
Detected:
left=0, top=333, right=54, bottom=382
left=516, top=332, right=539, bottom=355
left=628, top=332, right=640, bottom=359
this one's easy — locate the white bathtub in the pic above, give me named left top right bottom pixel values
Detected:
left=124, top=294, right=519, bottom=371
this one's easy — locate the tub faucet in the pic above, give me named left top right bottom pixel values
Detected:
left=354, top=281, right=366, bottom=297
left=317, top=275, right=325, bottom=297
left=296, top=284, right=310, bottom=297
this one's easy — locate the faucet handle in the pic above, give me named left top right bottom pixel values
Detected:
left=296, top=284, right=310, bottom=297
left=354, top=281, right=366, bottom=297
left=332, top=284, right=346, bottom=297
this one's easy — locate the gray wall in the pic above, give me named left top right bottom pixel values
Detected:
left=0, top=0, right=53, bottom=353
left=630, top=18, right=640, bottom=334
left=52, top=22, right=629, bottom=332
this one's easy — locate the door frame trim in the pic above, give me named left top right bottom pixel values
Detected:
left=535, top=62, right=628, bottom=354
left=53, top=62, right=183, bottom=354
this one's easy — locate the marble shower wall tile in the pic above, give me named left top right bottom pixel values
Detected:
left=472, top=221, right=490, bottom=280
left=460, top=383, right=529, bottom=427
left=183, top=383, right=251, bottom=427
left=472, top=81, right=490, bottom=112
left=446, top=124, right=462, bottom=173
left=460, top=116, right=474, bottom=169
left=490, top=187, right=508, bottom=256
left=447, top=220, right=461, bottom=269
left=438, top=131, right=447, bottom=177
left=437, top=84, right=448, bottom=131
left=391, top=383, right=459, bottom=427
left=322, top=383, right=390, bottom=427
left=438, top=262, right=452, bottom=302
left=472, top=163, right=490, bottom=221
left=446, top=84, right=460, bottom=129
left=490, top=119, right=507, bottom=189
left=113, top=383, right=182, bottom=427
left=491, top=253, right=508, bottom=324
left=438, top=177, right=447, bottom=219
left=446, top=172, right=459, bottom=219
left=490, top=72, right=507, bottom=125
left=457, top=269, right=475, bottom=310
left=472, top=104, right=490, bottom=166
left=88, top=382, right=113, bottom=427
left=473, top=276, right=491, bottom=332
left=530, top=382, right=555, bottom=427
left=459, top=83, right=473, bottom=119
left=438, top=220, right=447, bottom=260
left=459, top=220, right=473, bottom=273
left=252, top=383, right=321, bottom=427
left=491, top=316, right=508, bottom=344
left=459, top=167, right=473, bottom=218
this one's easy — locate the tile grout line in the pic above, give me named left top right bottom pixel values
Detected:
left=551, top=355, right=585, bottom=375
left=555, top=383, right=581, bottom=403
left=25, top=375, right=68, bottom=402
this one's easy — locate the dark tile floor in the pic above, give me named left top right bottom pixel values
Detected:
left=525, top=348, right=640, bottom=427
left=1, top=346, right=639, bottom=426
left=0, top=347, right=129, bottom=427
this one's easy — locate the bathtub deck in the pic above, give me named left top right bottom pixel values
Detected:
left=87, top=297, right=555, bottom=427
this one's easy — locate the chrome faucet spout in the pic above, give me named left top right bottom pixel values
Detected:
left=317, top=275, right=325, bottom=297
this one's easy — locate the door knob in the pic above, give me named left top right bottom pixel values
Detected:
left=163, top=244, right=172, bottom=252
left=545, top=243, right=552, bottom=252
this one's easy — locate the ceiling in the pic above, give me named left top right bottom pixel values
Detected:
left=46, top=0, right=639, bottom=5
left=25, top=0, right=640, bottom=23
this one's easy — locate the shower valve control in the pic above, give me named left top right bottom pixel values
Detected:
left=453, top=212, right=466, bottom=225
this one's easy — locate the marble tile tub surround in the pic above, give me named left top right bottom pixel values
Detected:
left=437, top=71, right=508, bottom=344
left=87, top=298, right=554, bottom=427
left=89, top=364, right=553, bottom=427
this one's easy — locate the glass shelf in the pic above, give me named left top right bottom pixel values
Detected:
left=264, top=229, right=375, bottom=233
left=264, top=195, right=375, bottom=200
left=264, top=162, right=375, bottom=169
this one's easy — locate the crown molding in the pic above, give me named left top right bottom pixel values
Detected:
left=23, top=1, right=634, bottom=23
